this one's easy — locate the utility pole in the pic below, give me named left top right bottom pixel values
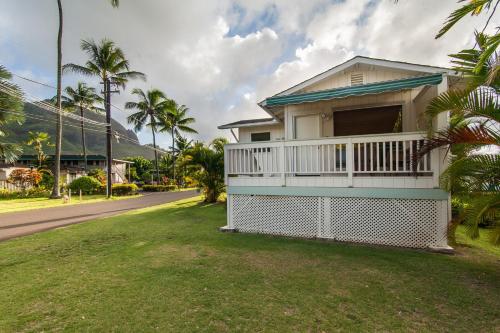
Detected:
left=103, top=78, right=118, bottom=198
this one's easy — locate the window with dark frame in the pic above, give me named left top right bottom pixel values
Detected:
left=251, top=132, right=271, bottom=142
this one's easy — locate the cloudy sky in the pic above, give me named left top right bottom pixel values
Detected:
left=0, top=0, right=497, bottom=148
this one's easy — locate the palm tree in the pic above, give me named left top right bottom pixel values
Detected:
left=63, top=38, right=145, bottom=197
left=63, top=39, right=145, bottom=88
left=126, top=88, right=170, bottom=183
left=184, top=138, right=227, bottom=202
left=52, top=0, right=120, bottom=199
left=0, top=65, right=23, bottom=163
left=62, top=82, right=103, bottom=171
left=26, top=131, right=52, bottom=168
left=160, top=103, right=197, bottom=183
left=415, top=32, right=499, bottom=245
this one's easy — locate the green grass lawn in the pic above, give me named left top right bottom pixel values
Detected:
left=456, top=225, right=500, bottom=257
left=0, top=197, right=498, bottom=332
left=0, top=194, right=141, bottom=214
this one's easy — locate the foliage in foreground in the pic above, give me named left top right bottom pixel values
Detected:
left=415, top=4, right=499, bottom=244
left=183, top=137, right=227, bottom=202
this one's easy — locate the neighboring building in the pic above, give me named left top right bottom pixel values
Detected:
left=10, top=155, right=133, bottom=184
left=219, top=56, right=463, bottom=249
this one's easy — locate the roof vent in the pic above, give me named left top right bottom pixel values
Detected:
left=350, top=73, right=364, bottom=86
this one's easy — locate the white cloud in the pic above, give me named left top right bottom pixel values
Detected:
left=0, top=0, right=498, bottom=145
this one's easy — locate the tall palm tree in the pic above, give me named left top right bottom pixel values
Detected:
left=62, top=82, right=103, bottom=171
left=0, top=65, right=23, bottom=163
left=126, top=88, right=170, bottom=183
left=160, top=103, right=197, bottom=183
left=63, top=38, right=145, bottom=196
left=52, top=0, right=120, bottom=198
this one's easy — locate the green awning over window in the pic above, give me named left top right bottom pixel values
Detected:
left=265, top=73, right=443, bottom=107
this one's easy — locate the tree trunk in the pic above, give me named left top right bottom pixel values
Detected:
left=172, top=127, right=176, bottom=184
left=51, top=0, right=63, bottom=199
left=80, top=105, right=87, bottom=172
left=150, top=114, right=160, bottom=184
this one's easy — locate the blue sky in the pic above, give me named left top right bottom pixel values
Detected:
left=0, top=0, right=497, bottom=149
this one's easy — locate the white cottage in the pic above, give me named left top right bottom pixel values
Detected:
left=218, top=56, right=462, bottom=249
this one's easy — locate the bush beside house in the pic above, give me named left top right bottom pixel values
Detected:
left=68, top=176, right=103, bottom=194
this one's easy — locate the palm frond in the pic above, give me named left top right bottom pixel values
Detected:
left=62, top=63, right=94, bottom=76
left=436, top=0, right=493, bottom=38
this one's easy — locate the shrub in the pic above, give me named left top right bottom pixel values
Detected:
left=112, top=183, right=139, bottom=196
left=8, top=169, right=42, bottom=190
left=142, top=185, right=177, bottom=192
left=69, top=176, right=103, bottom=194
left=0, top=188, right=50, bottom=199
left=88, top=168, right=106, bottom=185
left=39, top=171, right=54, bottom=190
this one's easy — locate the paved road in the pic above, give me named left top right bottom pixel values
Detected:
left=0, top=190, right=198, bottom=242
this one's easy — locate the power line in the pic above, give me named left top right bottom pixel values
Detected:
left=0, top=82, right=109, bottom=126
left=0, top=108, right=170, bottom=155
left=11, top=72, right=127, bottom=113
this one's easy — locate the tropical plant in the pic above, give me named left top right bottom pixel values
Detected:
left=184, top=138, right=227, bottom=203
left=8, top=169, right=42, bottom=191
left=62, top=82, right=103, bottom=171
left=0, top=65, right=24, bottom=163
left=415, top=33, right=499, bottom=244
left=435, top=0, right=499, bottom=39
left=63, top=39, right=145, bottom=89
left=87, top=168, right=106, bottom=185
left=160, top=103, right=197, bottom=183
left=124, top=156, right=153, bottom=181
left=26, top=131, right=53, bottom=167
left=126, top=88, right=172, bottom=183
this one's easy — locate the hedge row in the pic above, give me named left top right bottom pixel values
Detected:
left=142, top=185, right=177, bottom=192
left=0, top=188, right=51, bottom=200
left=112, top=183, right=139, bottom=196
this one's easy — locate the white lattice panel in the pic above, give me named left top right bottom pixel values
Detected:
left=323, top=197, right=445, bottom=248
left=231, top=195, right=320, bottom=237
left=228, top=194, right=447, bottom=248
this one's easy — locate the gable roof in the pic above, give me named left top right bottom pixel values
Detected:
left=218, top=117, right=280, bottom=129
left=265, top=73, right=443, bottom=108
left=268, top=56, right=456, bottom=98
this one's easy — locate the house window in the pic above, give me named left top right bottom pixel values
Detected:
left=333, top=105, right=403, bottom=137
left=251, top=132, right=271, bottom=142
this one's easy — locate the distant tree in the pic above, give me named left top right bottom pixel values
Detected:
left=62, top=82, right=103, bottom=171
left=8, top=169, right=42, bottom=190
left=160, top=103, right=197, bottom=183
left=124, top=156, right=153, bottom=182
left=26, top=131, right=53, bottom=167
left=126, top=89, right=171, bottom=183
left=184, top=138, right=227, bottom=203
left=0, top=65, right=23, bottom=163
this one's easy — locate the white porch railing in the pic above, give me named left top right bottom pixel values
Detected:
left=224, top=132, right=435, bottom=186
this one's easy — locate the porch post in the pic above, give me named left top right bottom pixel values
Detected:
left=224, top=145, right=229, bottom=185
left=346, top=138, right=353, bottom=187
left=432, top=74, right=449, bottom=188
left=280, top=141, right=286, bottom=186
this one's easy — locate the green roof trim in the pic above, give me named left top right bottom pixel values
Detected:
left=265, top=73, right=443, bottom=107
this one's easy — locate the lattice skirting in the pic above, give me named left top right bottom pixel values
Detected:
left=227, top=194, right=448, bottom=248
